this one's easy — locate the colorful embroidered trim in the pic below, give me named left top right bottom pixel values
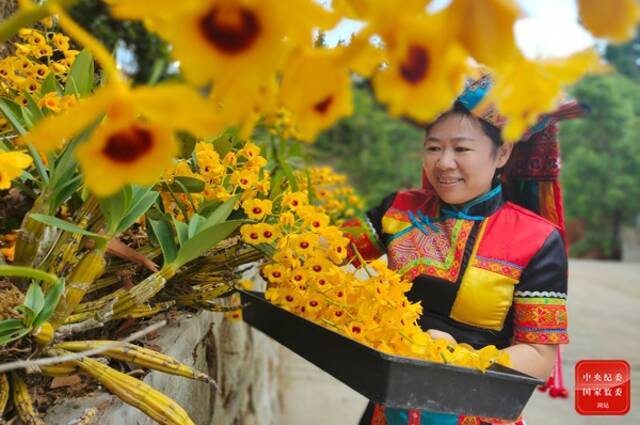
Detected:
left=473, top=256, right=523, bottom=280
left=513, top=298, right=568, bottom=344
left=342, top=215, right=385, bottom=264
left=387, top=219, right=473, bottom=283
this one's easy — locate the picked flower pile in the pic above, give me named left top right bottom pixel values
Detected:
left=240, top=188, right=510, bottom=372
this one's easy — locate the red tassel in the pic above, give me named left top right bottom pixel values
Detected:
left=371, top=404, right=387, bottom=425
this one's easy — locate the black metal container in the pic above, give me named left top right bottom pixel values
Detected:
left=239, top=290, right=543, bottom=420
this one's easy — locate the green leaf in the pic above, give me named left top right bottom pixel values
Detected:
left=15, top=305, right=35, bottom=327
left=20, top=105, right=35, bottom=129
left=279, top=156, right=299, bottom=192
left=49, top=117, right=101, bottom=188
left=40, top=72, right=63, bottom=95
left=64, top=49, right=94, bottom=97
left=0, top=98, right=27, bottom=134
left=0, top=319, right=24, bottom=334
left=148, top=218, right=177, bottom=265
left=269, top=169, right=285, bottom=201
left=201, top=194, right=240, bottom=229
left=174, top=220, right=242, bottom=267
left=155, top=176, right=205, bottom=193
left=147, top=58, right=166, bottom=86
left=100, top=187, right=132, bottom=234
left=29, top=213, right=106, bottom=239
left=51, top=175, right=82, bottom=211
left=22, top=91, right=45, bottom=124
left=197, top=199, right=221, bottom=216
left=0, top=327, right=31, bottom=346
left=173, top=216, right=189, bottom=246
left=33, top=279, right=65, bottom=328
left=23, top=282, right=45, bottom=321
left=177, top=131, right=197, bottom=159
left=212, top=131, right=235, bottom=157
left=115, top=190, right=159, bottom=235
left=187, top=213, right=204, bottom=238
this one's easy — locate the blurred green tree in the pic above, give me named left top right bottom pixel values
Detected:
left=312, top=83, right=424, bottom=208
left=68, top=0, right=171, bottom=84
left=605, top=33, right=640, bottom=82
left=560, top=75, right=640, bottom=258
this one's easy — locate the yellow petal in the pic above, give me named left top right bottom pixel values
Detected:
left=130, top=83, right=226, bottom=137
left=20, top=84, right=120, bottom=151
left=448, top=0, right=521, bottom=70
left=578, top=0, right=640, bottom=43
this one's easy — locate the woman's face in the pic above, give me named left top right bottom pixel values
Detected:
left=423, top=113, right=513, bottom=205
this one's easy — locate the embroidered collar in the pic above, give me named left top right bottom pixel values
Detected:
left=408, top=184, right=504, bottom=236
left=439, top=184, right=504, bottom=220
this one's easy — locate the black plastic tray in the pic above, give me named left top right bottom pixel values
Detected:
left=239, top=290, right=543, bottom=420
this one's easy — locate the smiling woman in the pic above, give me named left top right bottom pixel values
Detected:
left=422, top=103, right=513, bottom=206
left=342, top=74, right=586, bottom=425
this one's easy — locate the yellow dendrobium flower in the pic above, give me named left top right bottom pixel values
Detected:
left=243, top=198, right=272, bottom=220
left=282, top=191, right=308, bottom=211
left=447, top=0, right=521, bottom=70
left=333, top=0, right=431, bottom=39
left=110, top=0, right=337, bottom=86
left=281, top=48, right=353, bottom=142
left=75, top=116, right=177, bottom=197
left=263, top=263, right=289, bottom=284
left=38, top=92, right=61, bottom=112
left=577, top=0, right=640, bottom=43
left=21, top=83, right=224, bottom=195
left=288, top=232, right=319, bottom=255
left=304, top=212, right=330, bottom=233
left=52, top=33, right=71, bottom=51
left=21, top=83, right=224, bottom=152
left=486, top=49, right=604, bottom=142
left=372, top=14, right=469, bottom=123
left=0, top=151, right=33, bottom=190
left=231, top=169, right=258, bottom=189
left=279, top=211, right=296, bottom=227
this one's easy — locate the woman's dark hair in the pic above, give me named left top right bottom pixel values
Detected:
left=425, top=101, right=504, bottom=151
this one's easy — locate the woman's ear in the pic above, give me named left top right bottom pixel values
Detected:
left=496, top=142, right=514, bottom=168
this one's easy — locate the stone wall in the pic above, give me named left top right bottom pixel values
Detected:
left=44, top=310, right=281, bottom=425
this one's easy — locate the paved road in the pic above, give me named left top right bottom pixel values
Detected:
left=277, top=260, right=639, bottom=425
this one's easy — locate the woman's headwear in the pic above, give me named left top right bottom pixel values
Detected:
left=428, top=73, right=588, bottom=399
left=424, top=73, right=589, bottom=245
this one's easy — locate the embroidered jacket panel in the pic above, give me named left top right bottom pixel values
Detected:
left=342, top=189, right=568, bottom=350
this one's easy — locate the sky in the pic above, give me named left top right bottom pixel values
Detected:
left=322, top=0, right=596, bottom=58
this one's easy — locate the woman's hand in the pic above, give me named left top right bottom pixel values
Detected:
left=426, top=329, right=457, bottom=344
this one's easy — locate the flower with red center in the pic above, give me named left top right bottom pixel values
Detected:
left=110, top=0, right=336, bottom=86
left=231, top=169, right=258, bottom=189
left=305, top=297, right=324, bottom=314
left=22, top=82, right=225, bottom=195
left=303, top=212, right=330, bottom=233
left=280, top=289, right=300, bottom=311
left=256, top=223, right=281, bottom=244
left=289, top=267, right=309, bottom=286
left=281, top=48, right=353, bottom=142
left=262, top=263, right=288, bottom=284
left=75, top=116, right=177, bottom=196
left=304, top=256, right=335, bottom=277
left=282, top=191, right=308, bottom=211
left=242, top=198, right=272, bottom=220
left=373, top=13, right=469, bottom=123
left=288, top=232, right=318, bottom=255
left=344, top=321, right=367, bottom=341
left=240, top=223, right=265, bottom=245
